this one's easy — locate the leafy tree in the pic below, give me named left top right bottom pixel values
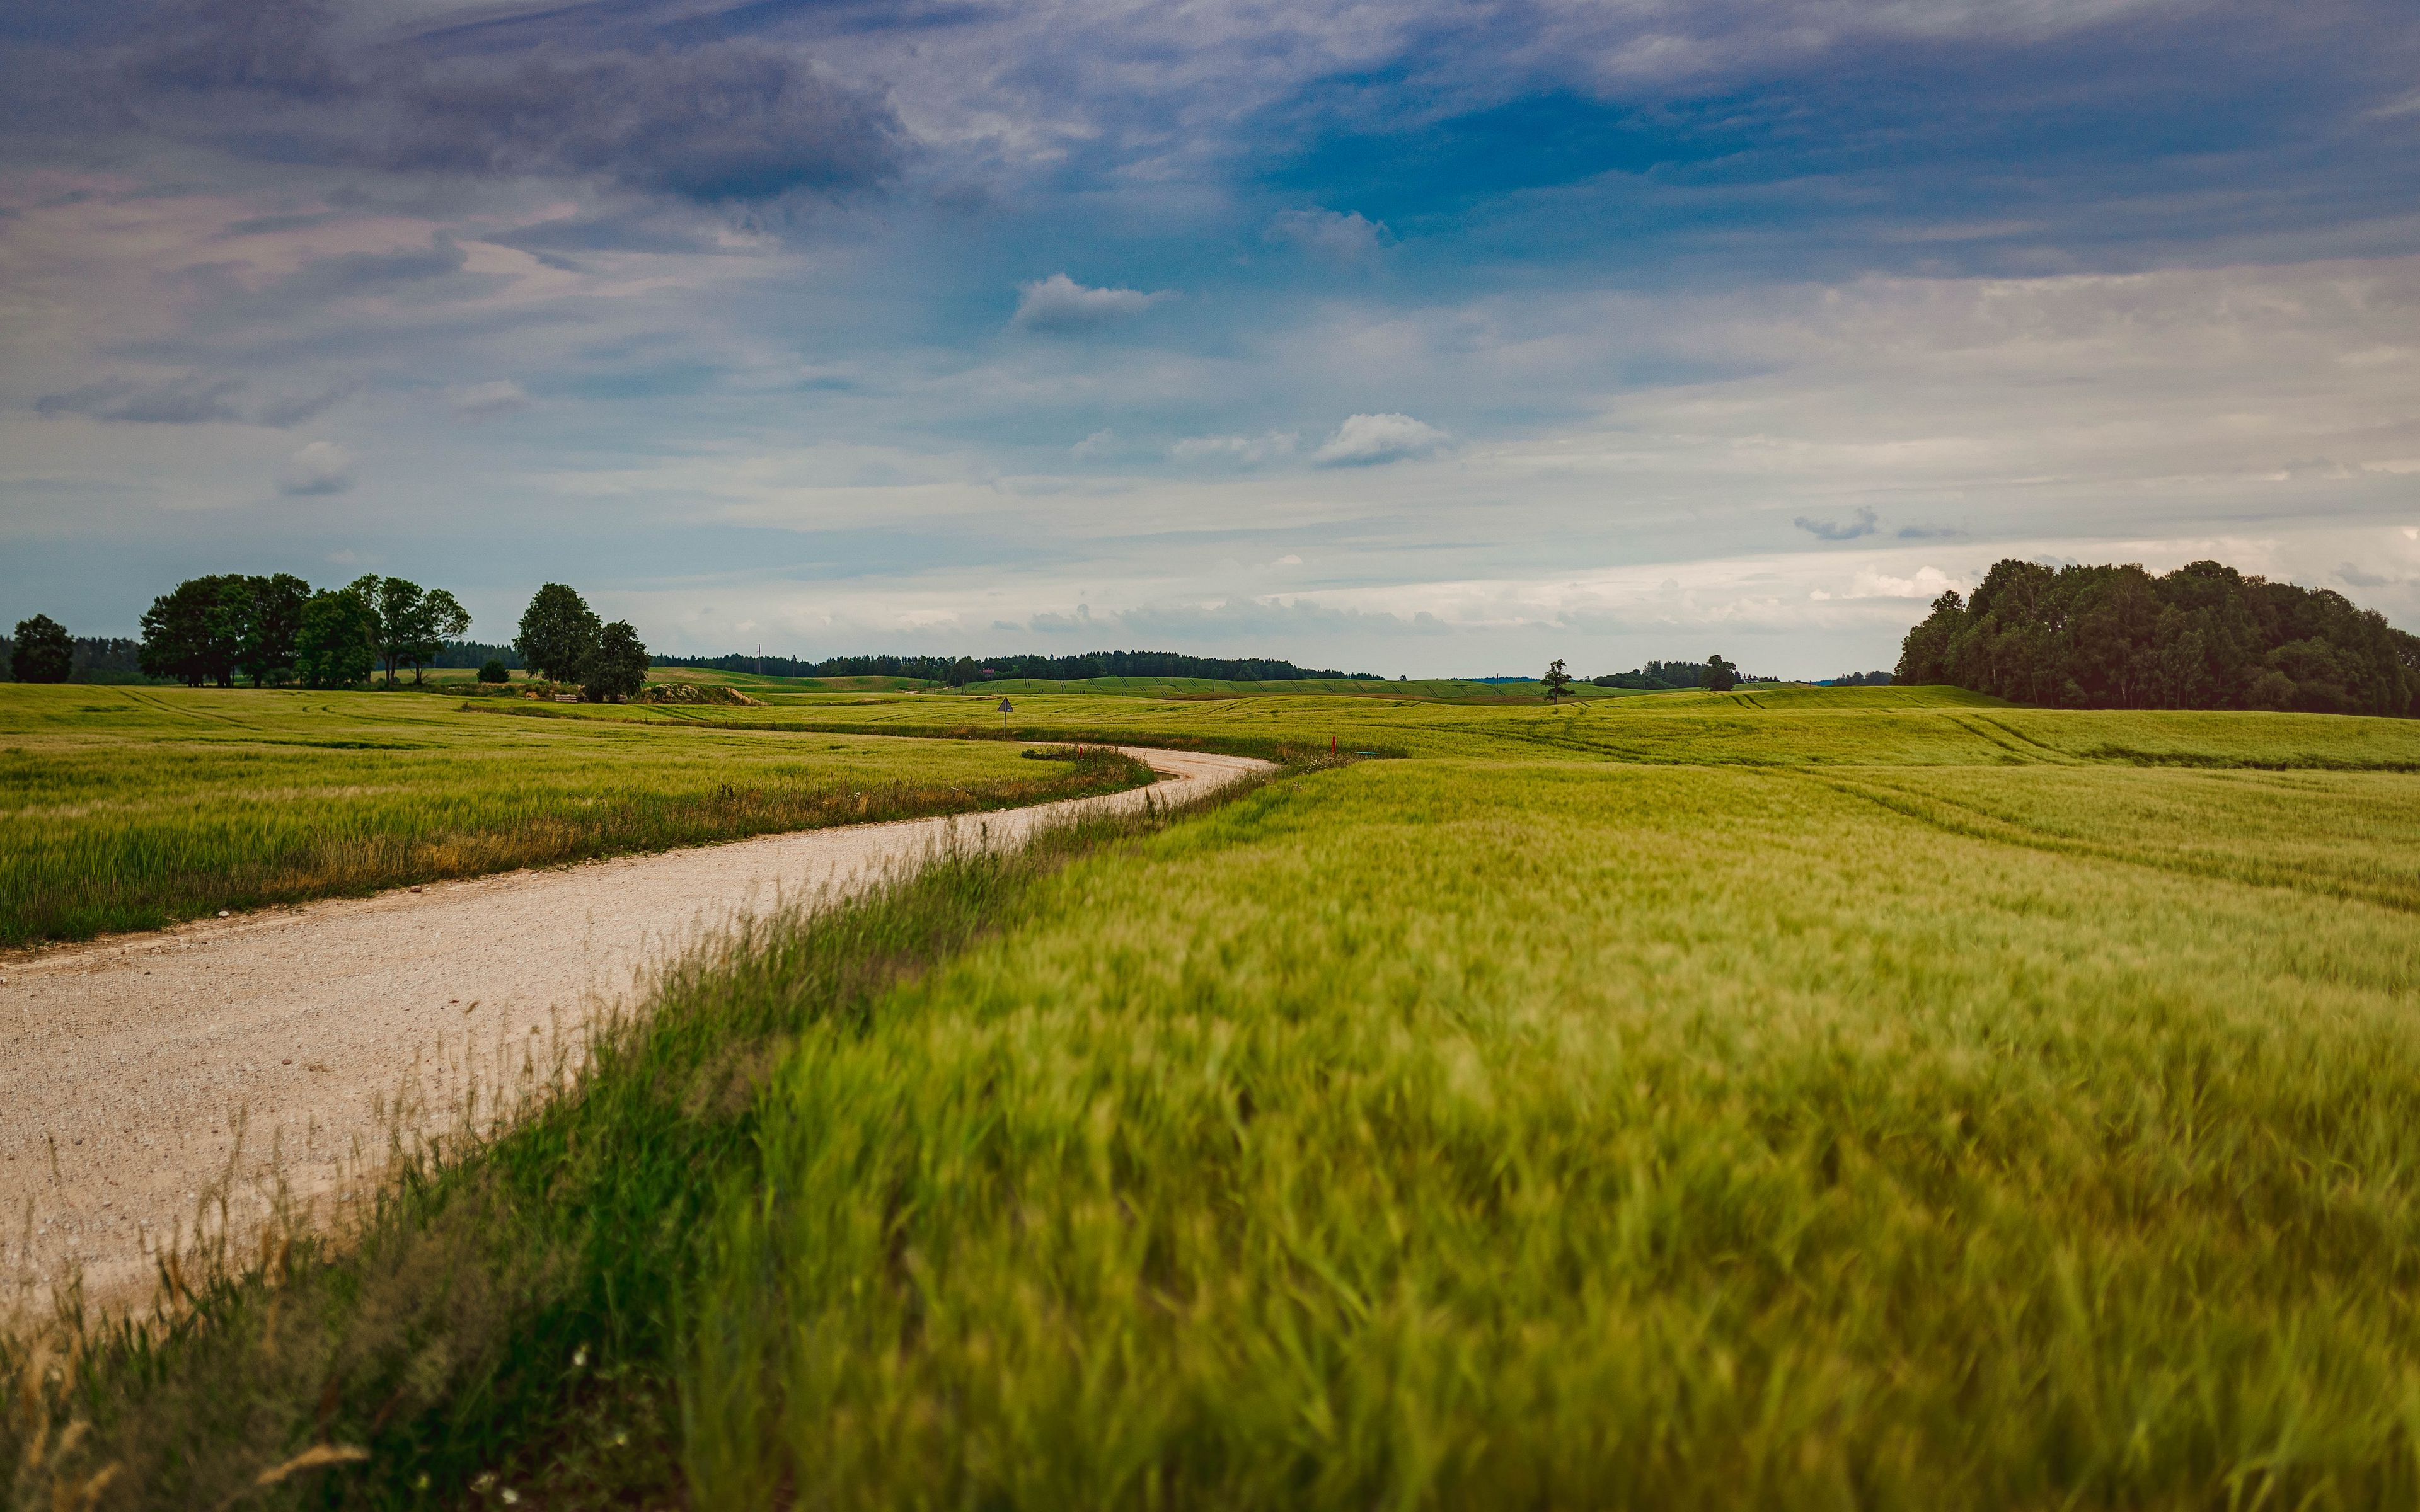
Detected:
left=1703, top=654, right=1739, bottom=692
left=233, top=573, right=312, bottom=687
left=516, top=583, right=601, bottom=683
left=11, top=614, right=72, bottom=684
left=404, top=590, right=471, bottom=684
left=581, top=619, right=650, bottom=702
left=296, top=588, right=377, bottom=689
left=139, top=575, right=245, bottom=687
left=1894, top=558, right=2420, bottom=715
left=478, top=658, right=511, bottom=684
left=1541, top=657, right=1572, bottom=702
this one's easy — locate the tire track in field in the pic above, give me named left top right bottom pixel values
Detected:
left=0, top=746, right=1270, bottom=1314
left=1796, top=768, right=2420, bottom=915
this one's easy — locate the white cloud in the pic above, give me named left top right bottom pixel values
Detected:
left=1848, top=564, right=1964, bottom=599
left=1311, top=413, right=1450, bottom=467
left=1011, top=273, right=1172, bottom=331
left=1171, top=430, right=1298, bottom=465
left=1272, top=553, right=1303, bottom=566
left=449, top=379, right=529, bottom=419
left=1266, top=208, right=1389, bottom=261
left=277, top=440, right=355, bottom=495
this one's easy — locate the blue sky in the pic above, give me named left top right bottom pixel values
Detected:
left=4, top=0, right=2417, bottom=676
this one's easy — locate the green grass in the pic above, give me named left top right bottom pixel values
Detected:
left=514, top=682, right=2420, bottom=769
left=953, top=675, right=1640, bottom=701
left=11, top=686, right=2420, bottom=1508
left=683, top=755, right=2420, bottom=1509
left=0, top=684, right=1148, bottom=946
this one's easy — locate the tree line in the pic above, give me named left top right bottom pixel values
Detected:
left=126, top=573, right=470, bottom=689
left=10, top=577, right=651, bottom=700
left=1590, top=657, right=1774, bottom=692
left=649, top=648, right=1383, bottom=686
left=1895, top=558, right=2420, bottom=714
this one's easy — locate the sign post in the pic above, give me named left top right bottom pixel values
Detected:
left=998, top=697, right=1014, bottom=736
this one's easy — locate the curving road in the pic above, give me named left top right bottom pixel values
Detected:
left=0, top=745, right=1269, bottom=1313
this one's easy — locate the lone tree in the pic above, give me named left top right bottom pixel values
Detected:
left=581, top=619, right=651, bottom=702
left=516, top=583, right=601, bottom=683
left=296, top=587, right=377, bottom=689
left=1542, top=656, right=1573, bottom=702
left=11, top=614, right=73, bottom=684
left=1703, top=653, right=1740, bottom=692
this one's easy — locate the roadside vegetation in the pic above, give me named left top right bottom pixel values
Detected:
left=8, top=682, right=2420, bottom=1506
left=0, top=685, right=1150, bottom=946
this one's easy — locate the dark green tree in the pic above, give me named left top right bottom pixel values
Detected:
left=1541, top=657, right=1572, bottom=702
left=516, top=583, right=601, bottom=683
left=1703, top=654, right=1739, bottom=692
left=401, top=589, right=471, bottom=684
left=11, top=614, right=73, bottom=684
left=139, top=575, right=245, bottom=687
left=233, top=573, right=312, bottom=687
left=296, top=588, right=377, bottom=689
left=581, top=619, right=650, bottom=702
left=1893, top=558, right=2420, bottom=716
left=478, top=658, right=511, bottom=684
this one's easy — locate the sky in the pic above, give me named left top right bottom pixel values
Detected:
left=3, top=0, right=2418, bottom=679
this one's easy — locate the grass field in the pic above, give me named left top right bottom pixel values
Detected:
left=513, top=681, right=2420, bottom=769
left=950, top=674, right=1639, bottom=701
left=0, top=684, right=1148, bottom=946
left=9, top=684, right=2420, bottom=1508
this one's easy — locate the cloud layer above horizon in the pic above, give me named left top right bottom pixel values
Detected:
left=4, top=0, right=2419, bottom=676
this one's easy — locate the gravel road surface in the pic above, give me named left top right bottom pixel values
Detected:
left=0, top=745, right=1267, bottom=1313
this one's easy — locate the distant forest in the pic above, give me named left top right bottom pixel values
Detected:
left=0, top=636, right=159, bottom=684
left=1592, top=660, right=1781, bottom=691
left=1897, top=558, right=2420, bottom=715
left=650, top=649, right=1383, bottom=686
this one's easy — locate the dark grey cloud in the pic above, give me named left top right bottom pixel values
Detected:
left=2337, top=562, right=2398, bottom=588
left=125, top=0, right=348, bottom=99
left=360, top=42, right=906, bottom=205
left=86, top=4, right=907, bottom=210
left=1895, top=523, right=1962, bottom=540
left=270, top=234, right=471, bottom=302
left=1795, top=508, right=1878, bottom=541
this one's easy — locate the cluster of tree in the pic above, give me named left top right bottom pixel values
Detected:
left=3, top=621, right=155, bottom=684
left=1591, top=656, right=1768, bottom=692
left=514, top=583, right=650, bottom=702
left=1822, top=670, right=1896, bottom=687
left=432, top=639, right=524, bottom=670
left=648, top=648, right=1381, bottom=687
left=1894, top=558, right=2420, bottom=715
left=135, top=574, right=471, bottom=689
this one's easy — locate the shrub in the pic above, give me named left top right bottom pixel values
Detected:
left=479, top=658, right=512, bottom=684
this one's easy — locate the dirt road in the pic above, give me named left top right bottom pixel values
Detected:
left=0, top=745, right=1267, bottom=1312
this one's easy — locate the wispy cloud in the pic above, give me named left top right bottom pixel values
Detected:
left=1267, top=209, right=1389, bottom=261
left=1011, top=274, right=1173, bottom=331
left=450, top=379, right=530, bottom=420
left=277, top=440, right=355, bottom=496
left=1311, top=413, right=1449, bottom=467
left=1795, top=508, right=1879, bottom=541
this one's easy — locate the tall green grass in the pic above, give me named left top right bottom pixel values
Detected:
left=512, top=683, right=2420, bottom=769
left=2, top=782, right=1263, bottom=1510
left=0, top=685, right=1148, bottom=944
left=685, top=758, right=2420, bottom=1508
left=15, top=687, right=2420, bottom=1508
